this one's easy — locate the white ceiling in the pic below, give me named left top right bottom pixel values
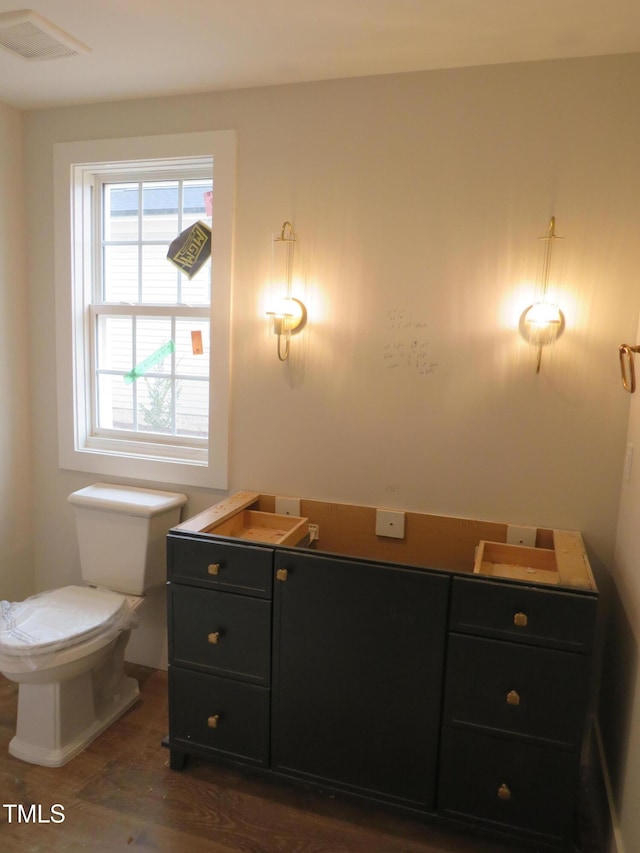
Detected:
left=1, top=0, right=640, bottom=110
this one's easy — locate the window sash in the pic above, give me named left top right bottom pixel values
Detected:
left=90, top=304, right=210, bottom=447
left=96, top=171, right=213, bottom=307
left=91, top=168, right=213, bottom=450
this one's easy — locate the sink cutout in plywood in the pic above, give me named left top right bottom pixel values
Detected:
left=207, top=510, right=309, bottom=546
left=474, top=541, right=559, bottom=585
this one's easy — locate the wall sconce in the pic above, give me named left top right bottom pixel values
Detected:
left=266, top=221, right=307, bottom=361
left=519, top=216, right=565, bottom=373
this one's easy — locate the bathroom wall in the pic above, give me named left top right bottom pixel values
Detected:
left=22, top=53, right=640, bottom=704
left=0, top=101, right=33, bottom=602
left=25, top=53, right=640, bottom=571
left=601, top=306, right=640, bottom=853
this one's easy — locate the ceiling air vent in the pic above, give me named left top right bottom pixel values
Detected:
left=0, top=9, right=90, bottom=61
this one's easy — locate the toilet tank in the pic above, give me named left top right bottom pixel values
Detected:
left=68, top=483, right=187, bottom=595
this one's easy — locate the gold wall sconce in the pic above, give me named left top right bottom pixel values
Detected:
left=265, top=221, right=308, bottom=361
left=519, top=216, right=565, bottom=373
left=619, top=344, right=640, bottom=393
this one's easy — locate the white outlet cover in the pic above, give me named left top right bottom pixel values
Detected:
left=506, top=525, right=537, bottom=547
left=375, top=509, right=405, bottom=539
left=275, top=497, right=301, bottom=516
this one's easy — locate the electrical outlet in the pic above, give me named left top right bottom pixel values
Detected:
left=275, top=497, right=301, bottom=516
left=375, top=509, right=405, bottom=539
left=309, top=523, right=320, bottom=542
left=506, top=525, right=537, bottom=547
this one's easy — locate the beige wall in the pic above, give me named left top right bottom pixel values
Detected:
left=0, top=101, right=33, bottom=601
left=18, top=53, right=640, bottom=844
left=602, top=308, right=640, bottom=853
left=25, top=55, right=640, bottom=576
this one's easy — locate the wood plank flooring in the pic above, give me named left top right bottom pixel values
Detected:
left=0, top=666, right=606, bottom=852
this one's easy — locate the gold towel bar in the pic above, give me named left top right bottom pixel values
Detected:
left=619, top=344, right=640, bottom=393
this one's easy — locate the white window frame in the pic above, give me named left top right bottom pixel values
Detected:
left=54, top=131, right=235, bottom=488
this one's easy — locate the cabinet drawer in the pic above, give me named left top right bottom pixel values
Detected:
left=450, top=576, right=597, bottom=652
left=169, top=585, right=271, bottom=685
left=169, top=667, right=270, bottom=766
left=438, top=728, right=578, bottom=844
left=443, top=634, right=590, bottom=747
left=168, top=533, right=273, bottom=598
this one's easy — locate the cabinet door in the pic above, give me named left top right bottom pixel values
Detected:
left=271, top=551, right=449, bottom=810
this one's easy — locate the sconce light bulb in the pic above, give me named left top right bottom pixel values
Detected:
left=265, top=296, right=308, bottom=361
left=518, top=301, right=565, bottom=368
left=266, top=297, right=307, bottom=334
left=525, top=301, right=562, bottom=327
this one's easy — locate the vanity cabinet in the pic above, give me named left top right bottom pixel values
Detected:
left=165, top=496, right=599, bottom=851
left=437, top=576, right=597, bottom=848
left=271, top=550, right=449, bottom=809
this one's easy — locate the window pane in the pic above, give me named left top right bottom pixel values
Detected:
left=137, top=377, right=174, bottom=434
left=103, top=245, right=139, bottom=301
left=97, top=373, right=134, bottom=430
left=181, top=260, right=211, bottom=305
left=142, top=181, right=179, bottom=241
left=182, top=179, right=212, bottom=228
left=96, top=316, right=132, bottom=372
left=135, top=317, right=173, bottom=369
left=176, top=379, right=209, bottom=438
left=104, top=183, right=139, bottom=242
left=142, top=245, right=179, bottom=303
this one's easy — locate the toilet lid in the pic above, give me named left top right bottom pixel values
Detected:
left=0, top=586, right=129, bottom=655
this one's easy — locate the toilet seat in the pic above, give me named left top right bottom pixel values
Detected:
left=0, top=586, right=137, bottom=668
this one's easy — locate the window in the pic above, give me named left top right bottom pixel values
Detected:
left=55, top=131, right=235, bottom=488
left=95, top=174, right=211, bottom=441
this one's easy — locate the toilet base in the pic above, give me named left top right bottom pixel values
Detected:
left=9, top=673, right=139, bottom=767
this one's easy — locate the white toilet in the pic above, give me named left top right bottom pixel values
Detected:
left=0, top=483, right=186, bottom=767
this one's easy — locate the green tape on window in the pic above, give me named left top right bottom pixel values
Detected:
left=124, top=340, right=175, bottom=384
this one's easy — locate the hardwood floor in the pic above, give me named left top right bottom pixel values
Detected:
left=0, top=666, right=605, bottom=852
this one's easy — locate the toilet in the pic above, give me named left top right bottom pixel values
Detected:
left=0, top=483, right=186, bottom=767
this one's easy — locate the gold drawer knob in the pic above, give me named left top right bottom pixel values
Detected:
left=506, top=690, right=521, bottom=706
left=276, top=568, right=288, bottom=582
left=208, top=632, right=220, bottom=645
left=498, top=783, right=511, bottom=801
left=207, top=714, right=220, bottom=729
left=513, top=611, right=528, bottom=627
left=208, top=563, right=221, bottom=576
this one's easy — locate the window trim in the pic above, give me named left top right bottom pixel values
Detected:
left=54, top=131, right=235, bottom=489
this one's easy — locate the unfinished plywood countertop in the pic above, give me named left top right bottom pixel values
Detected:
left=174, top=491, right=596, bottom=592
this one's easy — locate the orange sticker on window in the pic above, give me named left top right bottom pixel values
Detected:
left=191, top=330, right=203, bottom=355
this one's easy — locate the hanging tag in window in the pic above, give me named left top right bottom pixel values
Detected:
left=191, top=330, right=204, bottom=355
left=166, top=220, right=211, bottom=279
